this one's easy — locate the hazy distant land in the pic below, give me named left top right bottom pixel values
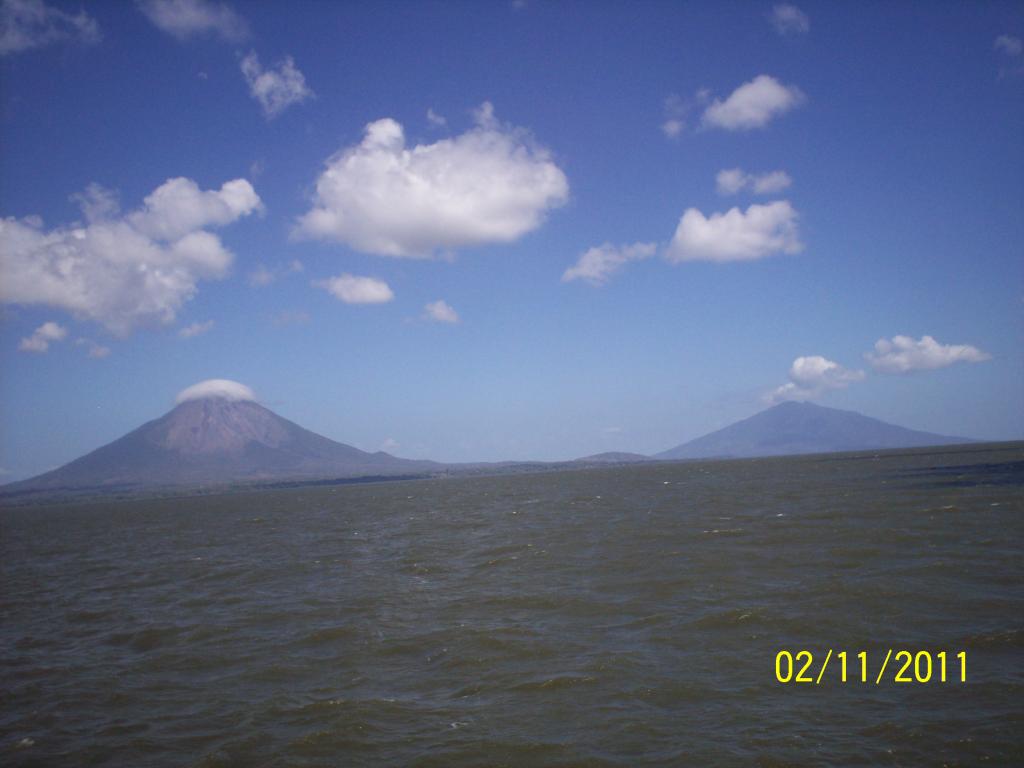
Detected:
left=0, top=381, right=991, bottom=505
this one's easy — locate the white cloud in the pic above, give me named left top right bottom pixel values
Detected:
left=714, top=168, right=747, bottom=196
left=240, top=51, right=314, bottom=119
left=18, top=320, right=66, bottom=352
left=176, top=378, right=256, bottom=404
left=562, top=241, right=657, bottom=286
left=771, top=4, right=809, bottom=35
left=381, top=437, right=400, bottom=452
left=0, top=177, right=261, bottom=335
left=768, top=355, right=865, bottom=403
left=665, top=200, right=802, bottom=263
left=179, top=319, right=214, bottom=338
left=316, top=274, right=394, bottom=305
left=294, top=102, right=569, bottom=258
left=423, top=299, right=459, bottom=324
left=701, top=75, right=805, bottom=131
left=137, top=0, right=248, bottom=42
left=75, top=337, right=111, bottom=358
left=716, top=168, right=793, bottom=196
left=426, top=108, right=447, bottom=127
left=128, top=177, right=261, bottom=241
left=865, top=335, right=991, bottom=374
left=995, top=34, right=1022, bottom=57
left=0, top=0, right=99, bottom=55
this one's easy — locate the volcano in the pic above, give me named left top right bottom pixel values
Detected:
left=3, top=380, right=437, bottom=495
left=655, top=400, right=974, bottom=460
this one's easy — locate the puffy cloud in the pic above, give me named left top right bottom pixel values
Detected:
left=768, top=355, right=865, bottom=403
left=426, top=108, right=447, bottom=127
left=0, top=177, right=261, bottom=335
left=666, top=200, right=802, bottom=263
left=771, top=4, right=809, bottom=35
left=0, top=0, right=99, bottom=55
left=294, top=103, right=569, bottom=258
left=179, top=319, right=214, bottom=338
left=562, top=241, right=657, bottom=286
left=995, top=34, right=1022, bottom=57
left=865, top=335, right=991, bottom=374
left=240, top=51, right=314, bottom=119
left=137, top=0, right=248, bottom=42
left=18, top=320, right=66, bottom=352
left=701, top=75, right=805, bottom=131
left=316, top=274, right=394, bottom=305
left=423, top=299, right=459, bottom=324
left=716, top=168, right=792, bottom=196
left=176, top=378, right=256, bottom=404
left=128, top=177, right=262, bottom=241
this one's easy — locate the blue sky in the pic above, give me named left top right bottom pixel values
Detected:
left=1, top=0, right=1022, bottom=479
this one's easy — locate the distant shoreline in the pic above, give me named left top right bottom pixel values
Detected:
left=3, top=440, right=1020, bottom=509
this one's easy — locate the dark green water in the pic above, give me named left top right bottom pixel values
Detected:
left=2, top=444, right=1023, bottom=766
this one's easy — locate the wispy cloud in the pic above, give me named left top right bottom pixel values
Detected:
left=666, top=200, right=802, bottom=263
left=995, top=34, right=1022, bottom=57
left=716, top=168, right=793, bottom=196
left=240, top=51, right=314, bottom=119
left=0, top=0, right=99, bottom=56
left=660, top=94, right=687, bottom=139
left=562, top=242, right=656, bottom=286
left=701, top=75, right=805, bottom=131
left=247, top=260, right=303, bottom=287
left=75, top=337, right=111, bottom=358
left=865, top=335, right=991, bottom=374
left=18, top=320, right=66, bottom=352
left=315, top=274, right=395, bottom=305
left=770, top=4, right=809, bottom=36
left=294, top=102, right=569, bottom=258
left=271, top=309, right=311, bottom=327
left=179, top=319, right=214, bottom=338
left=994, top=34, right=1024, bottom=77
left=137, top=0, right=248, bottom=42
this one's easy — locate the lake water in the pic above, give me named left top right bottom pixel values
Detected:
left=2, top=444, right=1022, bottom=766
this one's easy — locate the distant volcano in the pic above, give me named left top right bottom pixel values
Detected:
left=3, top=380, right=436, bottom=494
left=656, top=400, right=974, bottom=460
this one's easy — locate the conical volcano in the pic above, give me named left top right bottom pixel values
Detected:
left=3, top=379, right=435, bottom=493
